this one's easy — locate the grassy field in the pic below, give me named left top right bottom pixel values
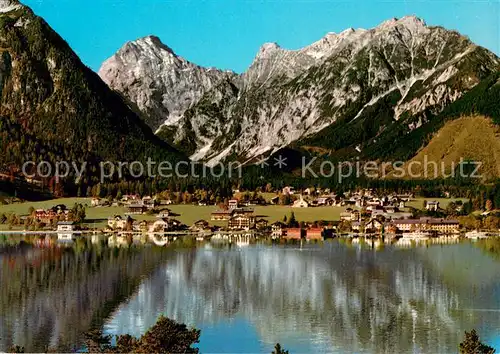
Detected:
left=0, top=198, right=92, bottom=215
left=253, top=205, right=344, bottom=223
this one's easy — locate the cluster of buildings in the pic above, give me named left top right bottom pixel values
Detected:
left=210, top=199, right=268, bottom=231
left=84, top=187, right=461, bottom=239
left=391, top=218, right=460, bottom=234
left=266, top=215, right=460, bottom=241
left=331, top=196, right=459, bottom=236
left=33, top=204, right=70, bottom=224
left=276, top=188, right=414, bottom=209
left=92, top=195, right=163, bottom=214
left=270, top=223, right=325, bottom=241
left=106, top=211, right=186, bottom=234
left=347, top=214, right=460, bottom=236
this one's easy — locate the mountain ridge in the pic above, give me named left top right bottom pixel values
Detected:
left=99, top=15, right=500, bottom=168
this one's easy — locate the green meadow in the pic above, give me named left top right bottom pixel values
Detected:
left=0, top=198, right=344, bottom=228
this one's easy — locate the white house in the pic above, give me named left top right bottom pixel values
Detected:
left=142, top=196, right=155, bottom=209
left=271, top=222, right=285, bottom=238
left=426, top=201, right=440, bottom=211
left=156, top=210, right=171, bottom=218
left=365, top=219, right=383, bottom=232
left=57, top=232, right=73, bottom=241
left=292, top=196, right=309, bottom=208
left=57, top=221, right=75, bottom=232
left=149, top=219, right=171, bottom=233
left=317, top=197, right=333, bottom=206
left=108, top=215, right=128, bottom=230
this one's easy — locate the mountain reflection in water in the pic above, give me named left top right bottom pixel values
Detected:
left=1, top=239, right=500, bottom=353
left=106, top=242, right=500, bottom=353
left=0, top=240, right=165, bottom=352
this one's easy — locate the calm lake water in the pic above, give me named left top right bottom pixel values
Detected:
left=1, top=236, right=500, bottom=353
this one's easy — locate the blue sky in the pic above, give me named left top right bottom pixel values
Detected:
left=23, top=0, right=499, bottom=73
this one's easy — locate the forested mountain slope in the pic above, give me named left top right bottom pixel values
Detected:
left=0, top=1, right=186, bottom=194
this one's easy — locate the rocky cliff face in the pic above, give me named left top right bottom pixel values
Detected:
left=99, top=36, right=239, bottom=129
left=100, top=16, right=499, bottom=165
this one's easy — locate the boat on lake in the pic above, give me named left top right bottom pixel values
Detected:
left=465, top=230, right=493, bottom=239
left=401, top=231, right=432, bottom=239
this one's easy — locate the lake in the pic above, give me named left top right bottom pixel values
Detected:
left=1, top=236, right=500, bottom=353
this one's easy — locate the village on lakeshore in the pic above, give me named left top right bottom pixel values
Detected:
left=1, top=185, right=499, bottom=247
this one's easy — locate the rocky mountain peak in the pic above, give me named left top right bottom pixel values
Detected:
left=379, top=15, right=427, bottom=31
left=256, top=42, right=282, bottom=57
left=99, top=35, right=238, bottom=129
left=133, top=35, right=177, bottom=56
left=0, top=0, right=22, bottom=13
left=107, top=35, right=179, bottom=69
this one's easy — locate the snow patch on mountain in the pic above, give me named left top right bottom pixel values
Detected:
left=0, top=0, right=21, bottom=13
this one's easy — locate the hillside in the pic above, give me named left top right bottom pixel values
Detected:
left=393, top=115, right=500, bottom=180
left=0, top=1, right=185, bottom=193
left=354, top=72, right=500, bottom=163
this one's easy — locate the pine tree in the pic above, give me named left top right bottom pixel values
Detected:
left=288, top=212, right=297, bottom=227
left=459, top=329, right=495, bottom=354
left=271, top=343, right=289, bottom=354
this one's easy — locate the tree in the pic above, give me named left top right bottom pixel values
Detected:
left=84, top=315, right=200, bottom=353
left=71, top=203, right=86, bottom=224
left=288, top=212, right=298, bottom=227
left=133, top=315, right=200, bottom=353
left=459, top=329, right=495, bottom=354
left=7, top=345, right=25, bottom=353
left=95, top=183, right=102, bottom=198
left=84, top=329, right=112, bottom=353
left=446, top=202, right=457, bottom=216
left=459, top=215, right=482, bottom=230
left=272, top=343, right=289, bottom=354
left=484, top=216, right=500, bottom=230
left=485, top=199, right=493, bottom=211
left=279, top=193, right=291, bottom=206
left=338, top=220, right=352, bottom=233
